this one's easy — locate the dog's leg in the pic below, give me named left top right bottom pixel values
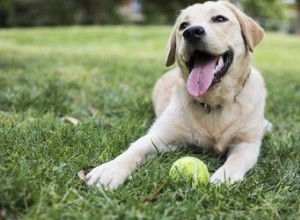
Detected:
left=210, top=141, right=260, bottom=184
left=86, top=113, right=182, bottom=189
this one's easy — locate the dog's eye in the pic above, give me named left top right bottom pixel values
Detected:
left=179, top=22, right=189, bottom=30
left=212, top=15, right=228, bottom=23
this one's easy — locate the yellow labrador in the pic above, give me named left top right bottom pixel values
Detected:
left=86, top=1, right=271, bottom=189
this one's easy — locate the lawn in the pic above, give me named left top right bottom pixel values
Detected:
left=0, top=26, right=299, bottom=219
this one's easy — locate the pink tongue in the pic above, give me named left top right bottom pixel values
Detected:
left=187, top=57, right=219, bottom=97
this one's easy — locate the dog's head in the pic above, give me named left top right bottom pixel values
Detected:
left=165, top=1, right=264, bottom=99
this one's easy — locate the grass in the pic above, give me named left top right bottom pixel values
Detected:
left=0, top=26, right=299, bottom=219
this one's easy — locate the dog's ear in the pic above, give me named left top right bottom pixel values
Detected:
left=165, top=23, right=177, bottom=67
left=222, top=1, right=264, bottom=52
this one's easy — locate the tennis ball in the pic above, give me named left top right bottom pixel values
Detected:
left=169, top=156, right=210, bottom=187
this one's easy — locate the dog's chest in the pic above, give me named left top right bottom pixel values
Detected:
left=186, top=104, right=242, bottom=153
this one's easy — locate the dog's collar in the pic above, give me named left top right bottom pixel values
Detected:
left=242, top=68, right=251, bottom=88
left=198, top=102, right=222, bottom=113
left=198, top=68, right=251, bottom=114
left=199, top=102, right=212, bottom=113
left=235, top=67, right=251, bottom=100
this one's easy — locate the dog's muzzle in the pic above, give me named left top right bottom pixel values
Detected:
left=180, top=25, right=233, bottom=97
left=185, top=50, right=233, bottom=97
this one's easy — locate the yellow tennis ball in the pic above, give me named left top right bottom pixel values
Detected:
left=169, top=156, right=210, bottom=187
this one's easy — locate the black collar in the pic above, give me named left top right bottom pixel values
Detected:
left=199, top=102, right=212, bottom=113
left=242, top=68, right=251, bottom=88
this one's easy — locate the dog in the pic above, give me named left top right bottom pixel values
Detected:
left=85, top=1, right=271, bottom=189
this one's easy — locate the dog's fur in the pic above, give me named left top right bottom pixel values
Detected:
left=86, top=1, right=270, bottom=189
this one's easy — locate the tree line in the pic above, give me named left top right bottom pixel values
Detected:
left=0, top=0, right=298, bottom=33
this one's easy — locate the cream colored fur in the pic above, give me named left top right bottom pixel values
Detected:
left=86, top=1, right=270, bottom=189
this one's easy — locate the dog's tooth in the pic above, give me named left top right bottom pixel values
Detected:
left=214, top=57, right=224, bottom=74
left=217, top=57, right=224, bottom=69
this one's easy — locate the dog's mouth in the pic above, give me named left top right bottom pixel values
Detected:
left=185, top=50, right=233, bottom=97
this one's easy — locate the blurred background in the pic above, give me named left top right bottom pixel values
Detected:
left=0, top=0, right=299, bottom=34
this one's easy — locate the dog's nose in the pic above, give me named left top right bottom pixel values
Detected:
left=183, top=26, right=206, bottom=42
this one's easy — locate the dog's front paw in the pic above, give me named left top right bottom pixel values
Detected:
left=210, top=166, right=244, bottom=185
left=86, top=160, right=132, bottom=190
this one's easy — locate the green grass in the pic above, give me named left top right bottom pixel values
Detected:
left=0, top=26, right=299, bottom=219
